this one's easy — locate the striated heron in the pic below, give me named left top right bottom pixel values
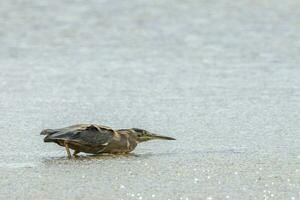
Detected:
left=41, top=124, right=175, bottom=158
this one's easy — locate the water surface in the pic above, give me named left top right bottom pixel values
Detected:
left=0, top=0, right=299, bottom=199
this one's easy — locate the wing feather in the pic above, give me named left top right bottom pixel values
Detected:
left=46, top=124, right=114, bottom=146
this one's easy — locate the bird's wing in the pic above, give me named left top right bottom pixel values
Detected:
left=46, top=124, right=115, bottom=146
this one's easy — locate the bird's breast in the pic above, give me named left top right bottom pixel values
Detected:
left=103, top=133, right=137, bottom=153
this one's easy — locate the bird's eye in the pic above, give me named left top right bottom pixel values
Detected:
left=133, top=128, right=143, bottom=133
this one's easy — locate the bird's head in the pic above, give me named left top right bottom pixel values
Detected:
left=130, top=128, right=176, bottom=143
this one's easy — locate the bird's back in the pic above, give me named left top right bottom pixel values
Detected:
left=42, top=124, right=114, bottom=147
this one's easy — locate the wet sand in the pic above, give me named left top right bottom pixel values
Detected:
left=0, top=0, right=300, bottom=199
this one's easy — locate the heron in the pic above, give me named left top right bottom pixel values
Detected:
left=41, top=124, right=175, bottom=158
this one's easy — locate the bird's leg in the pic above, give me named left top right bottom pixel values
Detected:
left=64, top=141, right=71, bottom=159
left=73, top=150, right=80, bottom=157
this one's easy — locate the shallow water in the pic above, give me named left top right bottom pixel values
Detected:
left=0, top=0, right=300, bottom=199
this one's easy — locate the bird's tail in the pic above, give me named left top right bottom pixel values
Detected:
left=40, top=129, right=59, bottom=135
left=43, top=135, right=54, bottom=142
left=41, top=129, right=60, bottom=142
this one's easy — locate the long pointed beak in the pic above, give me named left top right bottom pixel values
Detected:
left=149, top=133, right=176, bottom=140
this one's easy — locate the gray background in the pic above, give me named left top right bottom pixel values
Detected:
left=0, top=0, right=299, bottom=199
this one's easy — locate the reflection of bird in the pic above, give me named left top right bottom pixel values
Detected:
left=41, top=124, right=175, bottom=158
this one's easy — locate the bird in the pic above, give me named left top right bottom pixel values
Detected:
left=41, top=124, right=175, bottom=158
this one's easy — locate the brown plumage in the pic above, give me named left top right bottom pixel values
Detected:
left=41, top=124, right=175, bottom=158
